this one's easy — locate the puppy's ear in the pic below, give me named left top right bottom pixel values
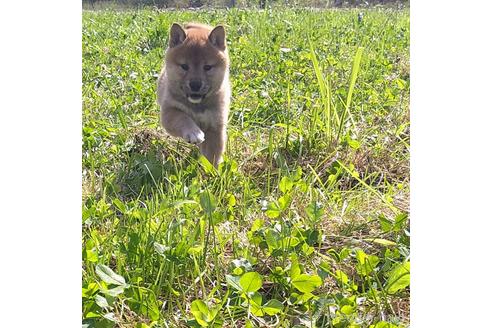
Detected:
left=208, top=25, right=226, bottom=50
left=169, top=23, right=186, bottom=48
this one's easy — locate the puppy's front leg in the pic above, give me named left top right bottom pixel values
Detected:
left=199, top=127, right=226, bottom=167
left=161, top=106, right=204, bottom=145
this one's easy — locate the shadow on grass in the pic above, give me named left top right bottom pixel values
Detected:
left=114, top=128, right=199, bottom=200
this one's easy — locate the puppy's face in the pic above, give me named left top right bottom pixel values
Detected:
left=165, top=23, right=228, bottom=104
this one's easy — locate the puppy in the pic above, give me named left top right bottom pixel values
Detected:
left=157, top=23, right=230, bottom=167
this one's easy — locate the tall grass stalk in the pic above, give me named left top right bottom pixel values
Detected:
left=309, top=40, right=331, bottom=145
left=337, top=46, right=364, bottom=142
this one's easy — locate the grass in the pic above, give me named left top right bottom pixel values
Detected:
left=82, top=7, right=410, bottom=328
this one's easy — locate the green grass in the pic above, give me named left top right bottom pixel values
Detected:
left=82, top=7, right=410, bottom=328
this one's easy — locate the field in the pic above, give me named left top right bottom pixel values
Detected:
left=82, top=7, right=410, bottom=328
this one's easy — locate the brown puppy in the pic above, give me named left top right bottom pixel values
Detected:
left=157, top=23, right=230, bottom=167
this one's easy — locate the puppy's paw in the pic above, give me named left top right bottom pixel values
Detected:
left=183, top=128, right=205, bottom=145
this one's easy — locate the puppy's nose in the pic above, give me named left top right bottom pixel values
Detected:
left=189, top=80, right=202, bottom=92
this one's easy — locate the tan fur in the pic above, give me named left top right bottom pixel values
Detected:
left=157, top=23, right=230, bottom=167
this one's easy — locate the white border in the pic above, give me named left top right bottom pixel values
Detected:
left=412, top=0, right=492, bottom=327
left=0, top=1, right=81, bottom=326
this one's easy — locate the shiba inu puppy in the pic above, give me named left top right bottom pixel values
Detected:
left=157, top=23, right=230, bottom=167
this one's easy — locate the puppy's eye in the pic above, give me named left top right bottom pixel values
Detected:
left=203, top=65, right=212, bottom=71
left=180, top=64, right=189, bottom=71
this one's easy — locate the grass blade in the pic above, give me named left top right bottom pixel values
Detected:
left=337, top=46, right=364, bottom=142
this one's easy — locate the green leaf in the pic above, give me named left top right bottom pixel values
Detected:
left=340, top=305, right=355, bottom=315
left=291, top=291, right=315, bottom=304
left=82, top=282, right=99, bottom=298
left=188, top=244, right=204, bottom=256
left=339, top=247, right=351, bottom=261
left=95, top=264, right=126, bottom=286
left=290, top=258, right=301, bottom=279
left=249, top=299, right=264, bottom=317
left=265, top=229, right=280, bottom=249
left=293, top=166, right=303, bottom=181
left=239, top=272, right=263, bottom=293
left=292, top=274, right=322, bottom=293
left=302, top=242, right=314, bottom=255
left=280, top=236, right=300, bottom=248
left=394, top=213, right=408, bottom=231
left=85, top=311, right=100, bottom=319
left=198, top=155, right=216, bottom=175
left=385, top=261, right=410, bottom=294
left=84, top=243, right=99, bottom=263
left=225, top=274, right=242, bottom=291
left=127, top=288, right=160, bottom=321
left=101, top=285, right=126, bottom=297
left=347, top=137, right=361, bottom=150
left=395, top=78, right=407, bottom=89
left=191, top=300, right=210, bottom=327
left=355, top=249, right=380, bottom=276
left=136, top=324, right=151, bottom=328
left=263, top=299, right=283, bottom=315
left=363, top=238, right=397, bottom=246
left=265, top=201, right=281, bottom=218
left=306, top=201, right=324, bottom=222
left=227, top=193, right=236, bottom=207
left=317, top=261, right=330, bottom=279
left=335, top=270, right=349, bottom=285
left=211, top=212, right=224, bottom=225
left=250, top=219, right=264, bottom=232
left=278, top=194, right=291, bottom=211
left=112, top=198, right=126, bottom=213
left=379, top=213, right=408, bottom=233
left=199, top=191, right=216, bottom=214
left=95, top=295, right=109, bottom=309
left=250, top=292, right=263, bottom=306
left=102, top=312, right=116, bottom=322
left=378, top=214, right=393, bottom=232
left=279, top=176, right=294, bottom=194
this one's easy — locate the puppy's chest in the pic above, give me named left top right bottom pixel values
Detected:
left=188, top=108, right=219, bottom=131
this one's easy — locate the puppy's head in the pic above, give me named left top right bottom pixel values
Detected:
left=165, top=23, right=229, bottom=104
